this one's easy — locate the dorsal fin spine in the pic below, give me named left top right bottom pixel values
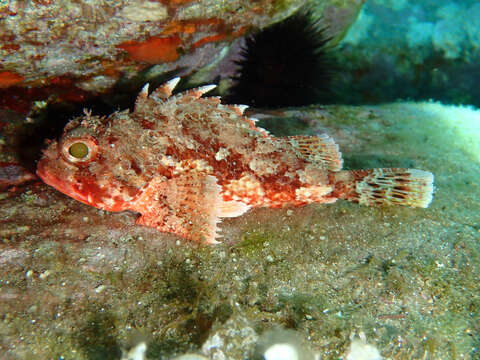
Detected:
left=134, top=83, right=150, bottom=112
left=150, top=77, right=181, bottom=100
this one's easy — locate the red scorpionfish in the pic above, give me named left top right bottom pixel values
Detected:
left=37, top=78, right=434, bottom=244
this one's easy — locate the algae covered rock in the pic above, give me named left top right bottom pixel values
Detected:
left=0, top=0, right=364, bottom=114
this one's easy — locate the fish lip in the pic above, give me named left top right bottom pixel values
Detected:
left=36, top=159, right=90, bottom=204
left=36, top=159, right=59, bottom=188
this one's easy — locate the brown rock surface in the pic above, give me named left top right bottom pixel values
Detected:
left=0, top=0, right=365, bottom=113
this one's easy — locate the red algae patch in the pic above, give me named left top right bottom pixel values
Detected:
left=193, top=34, right=228, bottom=49
left=193, top=26, right=248, bottom=49
left=117, top=36, right=183, bottom=64
left=0, top=71, right=24, bottom=88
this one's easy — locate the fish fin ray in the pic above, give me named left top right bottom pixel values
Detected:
left=134, top=174, right=247, bottom=243
left=133, top=83, right=150, bottom=113
left=218, top=199, right=251, bottom=217
left=189, top=84, right=217, bottom=98
left=150, top=77, right=181, bottom=100
left=285, top=134, right=343, bottom=171
left=174, top=84, right=217, bottom=102
left=134, top=78, right=181, bottom=113
left=333, top=168, right=434, bottom=208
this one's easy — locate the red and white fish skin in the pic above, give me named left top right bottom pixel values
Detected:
left=37, top=78, right=434, bottom=244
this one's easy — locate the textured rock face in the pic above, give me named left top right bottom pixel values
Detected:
left=0, top=0, right=300, bottom=111
left=0, top=0, right=271, bottom=83
left=0, top=0, right=365, bottom=112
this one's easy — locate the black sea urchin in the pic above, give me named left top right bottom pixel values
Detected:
left=225, top=8, right=335, bottom=108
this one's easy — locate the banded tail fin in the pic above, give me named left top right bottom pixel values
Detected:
left=332, top=168, right=434, bottom=208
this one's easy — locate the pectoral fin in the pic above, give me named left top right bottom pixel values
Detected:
left=133, top=173, right=250, bottom=243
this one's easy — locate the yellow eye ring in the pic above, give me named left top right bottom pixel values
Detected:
left=68, top=142, right=89, bottom=159
left=61, top=136, right=98, bottom=164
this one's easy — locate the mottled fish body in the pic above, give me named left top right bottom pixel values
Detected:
left=37, top=78, right=434, bottom=243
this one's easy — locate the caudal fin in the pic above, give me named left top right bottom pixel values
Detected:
left=332, top=168, right=434, bottom=208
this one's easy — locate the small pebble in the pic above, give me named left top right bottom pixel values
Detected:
left=121, top=342, right=147, bottom=360
left=39, top=270, right=51, bottom=280
left=95, top=285, right=106, bottom=293
left=173, top=355, right=209, bottom=360
left=264, top=343, right=299, bottom=360
left=25, top=270, right=34, bottom=279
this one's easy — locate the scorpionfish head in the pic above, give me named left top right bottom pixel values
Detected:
left=37, top=113, right=142, bottom=212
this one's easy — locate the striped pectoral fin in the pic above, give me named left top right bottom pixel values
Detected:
left=133, top=174, right=250, bottom=244
left=332, top=168, right=434, bottom=208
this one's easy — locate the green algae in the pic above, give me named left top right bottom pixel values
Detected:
left=74, top=308, right=122, bottom=360
left=235, top=230, right=274, bottom=257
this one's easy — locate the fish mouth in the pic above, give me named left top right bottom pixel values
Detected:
left=36, top=159, right=91, bottom=205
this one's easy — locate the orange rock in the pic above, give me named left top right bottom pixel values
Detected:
left=0, top=72, right=24, bottom=88
left=118, top=36, right=183, bottom=64
left=194, top=26, right=248, bottom=48
left=161, top=18, right=223, bottom=36
left=0, top=43, right=20, bottom=51
left=193, top=34, right=227, bottom=49
left=162, top=22, right=197, bottom=36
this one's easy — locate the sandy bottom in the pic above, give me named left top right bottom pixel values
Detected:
left=0, top=102, right=478, bottom=359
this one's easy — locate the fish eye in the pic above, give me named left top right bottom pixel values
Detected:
left=68, top=142, right=89, bottom=159
left=61, top=136, right=98, bottom=164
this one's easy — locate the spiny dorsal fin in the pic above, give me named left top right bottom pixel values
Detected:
left=230, top=104, right=248, bottom=115
left=150, top=77, right=181, bottom=100
left=227, top=104, right=270, bottom=135
left=189, top=84, right=217, bottom=98
left=221, top=105, right=270, bottom=137
left=134, top=83, right=150, bottom=112
left=135, top=78, right=181, bottom=113
left=134, top=78, right=269, bottom=138
left=285, top=134, right=343, bottom=171
left=173, top=84, right=217, bottom=103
